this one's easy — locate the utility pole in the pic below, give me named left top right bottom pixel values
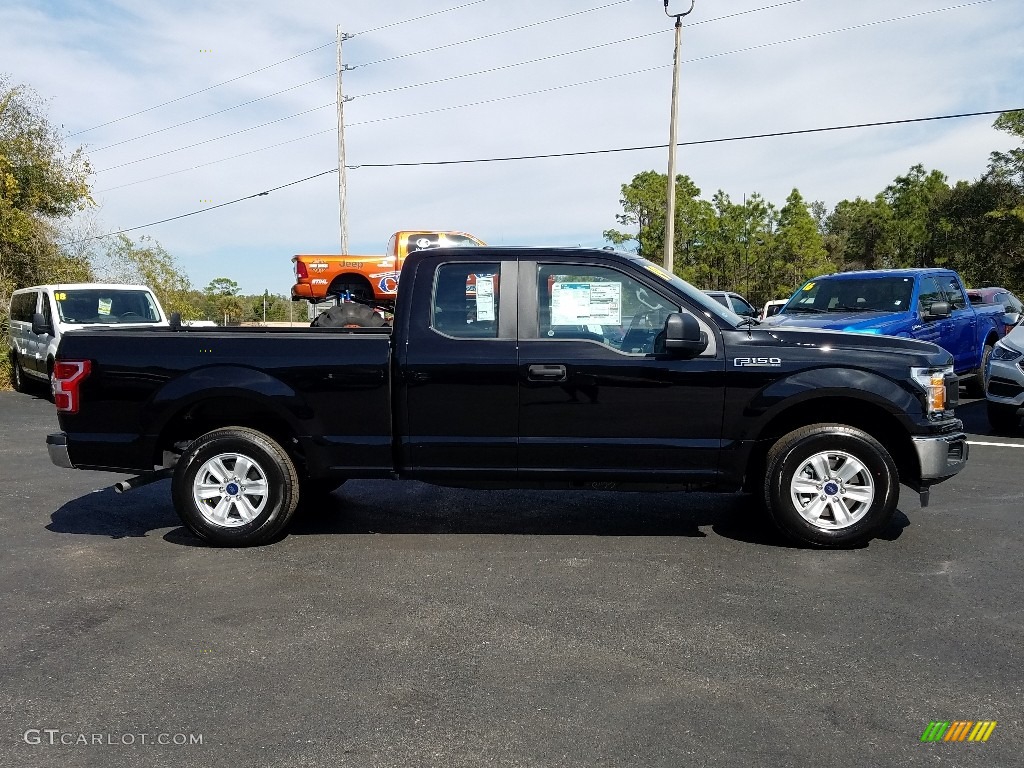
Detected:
left=662, top=0, right=695, bottom=274
left=337, top=25, right=354, bottom=254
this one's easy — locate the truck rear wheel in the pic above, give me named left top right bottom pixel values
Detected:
left=171, top=427, right=300, bottom=546
left=763, top=424, right=899, bottom=548
left=9, top=352, right=28, bottom=393
left=311, top=303, right=387, bottom=328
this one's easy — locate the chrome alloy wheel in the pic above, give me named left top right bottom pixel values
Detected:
left=191, top=452, right=270, bottom=528
left=789, top=450, right=875, bottom=530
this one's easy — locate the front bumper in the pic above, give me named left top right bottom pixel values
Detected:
left=912, top=432, right=968, bottom=482
left=46, top=432, right=74, bottom=469
left=985, top=355, right=1024, bottom=407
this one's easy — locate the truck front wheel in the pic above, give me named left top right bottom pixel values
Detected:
left=965, top=344, right=993, bottom=398
left=763, top=424, right=899, bottom=548
left=171, top=427, right=300, bottom=546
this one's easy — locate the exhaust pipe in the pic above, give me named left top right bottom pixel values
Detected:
left=113, top=468, right=173, bottom=494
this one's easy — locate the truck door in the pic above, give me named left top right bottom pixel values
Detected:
left=397, top=257, right=518, bottom=478
left=516, top=258, right=726, bottom=482
left=939, top=274, right=976, bottom=373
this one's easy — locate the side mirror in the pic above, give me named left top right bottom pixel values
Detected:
left=31, top=312, right=53, bottom=336
left=664, top=313, right=708, bottom=358
left=924, top=300, right=950, bottom=321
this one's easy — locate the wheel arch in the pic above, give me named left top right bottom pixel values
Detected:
left=146, top=367, right=314, bottom=473
left=742, top=396, right=919, bottom=493
left=327, top=272, right=375, bottom=299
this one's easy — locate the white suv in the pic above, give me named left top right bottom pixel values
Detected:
left=8, top=283, right=168, bottom=393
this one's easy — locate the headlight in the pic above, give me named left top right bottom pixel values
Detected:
left=911, top=365, right=953, bottom=414
left=992, top=342, right=1022, bottom=361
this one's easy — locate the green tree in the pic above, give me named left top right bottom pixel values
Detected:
left=0, top=76, right=93, bottom=288
left=204, top=277, right=240, bottom=297
left=774, top=188, right=830, bottom=293
left=95, top=234, right=200, bottom=319
left=603, top=170, right=711, bottom=269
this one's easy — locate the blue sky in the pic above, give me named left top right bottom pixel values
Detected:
left=2, top=0, right=1021, bottom=295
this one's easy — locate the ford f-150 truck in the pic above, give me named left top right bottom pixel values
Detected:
left=47, top=248, right=969, bottom=549
left=762, top=269, right=1004, bottom=395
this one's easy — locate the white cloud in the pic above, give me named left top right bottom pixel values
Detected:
left=1, top=0, right=1020, bottom=294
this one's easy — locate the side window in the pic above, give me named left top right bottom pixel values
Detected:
left=12, top=292, right=38, bottom=323
left=918, top=277, right=944, bottom=317
left=536, top=264, right=681, bottom=355
left=709, top=294, right=729, bottom=308
left=41, top=293, right=53, bottom=326
left=431, top=262, right=500, bottom=339
left=944, top=277, right=967, bottom=310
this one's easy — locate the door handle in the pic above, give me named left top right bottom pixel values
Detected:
left=528, top=364, right=567, bottom=382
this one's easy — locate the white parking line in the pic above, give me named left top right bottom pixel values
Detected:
left=967, top=440, right=1024, bottom=448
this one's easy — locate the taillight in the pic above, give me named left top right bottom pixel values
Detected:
left=53, top=360, right=91, bottom=414
left=295, top=260, right=308, bottom=279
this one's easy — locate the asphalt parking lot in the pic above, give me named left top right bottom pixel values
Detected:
left=1, top=390, right=1021, bottom=768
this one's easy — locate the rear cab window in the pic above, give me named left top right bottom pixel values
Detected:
left=430, top=262, right=501, bottom=339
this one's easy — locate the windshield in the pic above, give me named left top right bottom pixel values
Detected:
left=55, top=289, right=162, bottom=324
left=628, top=256, right=744, bottom=326
left=784, top=276, right=915, bottom=314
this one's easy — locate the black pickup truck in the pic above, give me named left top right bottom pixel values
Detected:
left=47, top=247, right=969, bottom=548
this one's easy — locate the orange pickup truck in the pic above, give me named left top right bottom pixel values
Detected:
left=291, top=230, right=485, bottom=304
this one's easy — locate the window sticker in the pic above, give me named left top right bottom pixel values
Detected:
left=803, top=282, right=815, bottom=291
left=55, top=292, right=67, bottom=301
left=98, top=298, right=112, bottom=316
left=551, top=282, right=622, bottom=325
left=475, top=276, right=495, bottom=321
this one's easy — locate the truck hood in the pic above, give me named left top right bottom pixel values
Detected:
left=756, top=326, right=953, bottom=366
left=762, top=310, right=911, bottom=335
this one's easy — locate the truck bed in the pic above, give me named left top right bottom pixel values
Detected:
left=55, top=326, right=394, bottom=475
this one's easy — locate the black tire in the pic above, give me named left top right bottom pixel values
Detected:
left=9, top=352, right=28, bottom=393
left=171, top=427, right=300, bottom=546
left=311, top=303, right=387, bottom=328
left=965, top=344, right=993, bottom=398
left=763, top=424, right=899, bottom=548
left=986, top=401, right=1021, bottom=434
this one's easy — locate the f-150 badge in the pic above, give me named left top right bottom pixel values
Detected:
left=734, top=357, right=781, bottom=367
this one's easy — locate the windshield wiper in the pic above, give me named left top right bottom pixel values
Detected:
left=827, top=305, right=883, bottom=312
left=785, top=306, right=827, bottom=314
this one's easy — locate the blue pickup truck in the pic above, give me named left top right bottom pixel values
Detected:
left=763, top=269, right=1004, bottom=395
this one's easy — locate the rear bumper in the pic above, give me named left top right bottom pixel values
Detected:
left=46, top=432, right=74, bottom=469
left=912, top=432, right=969, bottom=482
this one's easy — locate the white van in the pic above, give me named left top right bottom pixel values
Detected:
left=7, top=283, right=169, bottom=392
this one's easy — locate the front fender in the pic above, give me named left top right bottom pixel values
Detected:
left=732, top=366, right=923, bottom=444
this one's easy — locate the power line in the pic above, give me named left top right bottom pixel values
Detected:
left=68, top=1, right=502, bottom=138
left=89, top=74, right=335, bottom=154
left=354, top=0, right=493, bottom=35
left=75, top=107, right=1020, bottom=243
left=69, top=43, right=335, bottom=138
left=350, top=0, right=635, bottom=68
left=93, top=0, right=992, bottom=176
left=65, top=169, right=338, bottom=244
